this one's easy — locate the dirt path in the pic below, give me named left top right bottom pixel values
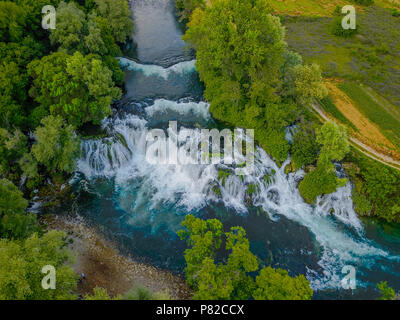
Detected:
left=45, top=215, right=192, bottom=300
left=312, top=102, right=400, bottom=171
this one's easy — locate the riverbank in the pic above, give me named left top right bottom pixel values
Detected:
left=44, top=215, right=192, bottom=300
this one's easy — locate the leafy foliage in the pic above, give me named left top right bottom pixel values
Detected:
left=94, top=0, right=134, bottom=44
left=0, top=2, right=27, bottom=43
left=298, top=167, right=341, bottom=203
left=50, top=1, right=86, bottom=52
left=176, top=0, right=205, bottom=21
left=291, top=122, right=320, bottom=170
left=299, top=121, right=350, bottom=203
left=292, top=63, right=328, bottom=106
left=254, top=266, right=313, bottom=300
left=0, top=230, right=78, bottom=300
left=316, top=121, right=350, bottom=166
left=84, top=287, right=121, bottom=300
left=32, top=115, right=80, bottom=174
left=0, top=0, right=134, bottom=301
left=182, top=0, right=326, bottom=161
left=123, top=285, right=171, bottom=300
left=178, top=215, right=313, bottom=300
left=28, top=51, right=121, bottom=127
left=0, top=179, right=37, bottom=240
left=377, top=281, right=396, bottom=300
left=345, top=150, right=400, bottom=222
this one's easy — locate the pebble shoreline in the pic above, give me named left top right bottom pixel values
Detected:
left=45, top=215, right=192, bottom=300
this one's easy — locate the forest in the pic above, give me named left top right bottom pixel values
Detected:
left=0, top=0, right=399, bottom=301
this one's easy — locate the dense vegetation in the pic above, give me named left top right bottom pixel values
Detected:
left=179, top=0, right=350, bottom=203
left=178, top=0, right=400, bottom=222
left=377, top=281, right=396, bottom=300
left=178, top=215, right=313, bottom=300
left=299, top=121, right=349, bottom=203
left=344, top=150, right=400, bottom=222
left=0, top=0, right=133, bottom=300
left=284, top=5, right=400, bottom=107
left=0, top=0, right=398, bottom=300
left=276, top=2, right=400, bottom=220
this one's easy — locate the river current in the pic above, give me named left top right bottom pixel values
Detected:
left=68, top=0, right=400, bottom=299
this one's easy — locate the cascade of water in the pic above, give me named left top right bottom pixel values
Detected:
left=76, top=61, right=399, bottom=291
left=119, top=58, right=196, bottom=79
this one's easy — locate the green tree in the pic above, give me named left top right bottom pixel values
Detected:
left=352, top=156, right=400, bottom=222
left=0, top=37, right=46, bottom=129
left=0, top=179, right=37, bottom=240
left=299, top=122, right=350, bottom=203
left=0, top=128, right=37, bottom=181
left=182, top=0, right=326, bottom=162
left=253, top=267, right=313, bottom=300
left=85, top=287, right=121, bottom=300
left=178, top=215, right=313, bottom=300
left=178, top=214, right=223, bottom=289
left=298, top=167, right=345, bottom=204
left=13, top=0, right=60, bottom=39
left=0, top=230, right=78, bottom=300
left=50, top=1, right=86, bottom=52
left=123, top=285, right=171, bottom=300
left=377, top=281, right=396, bottom=300
left=0, top=62, right=27, bottom=128
left=28, top=51, right=121, bottom=127
left=32, top=115, right=80, bottom=174
left=85, top=12, right=107, bottom=55
left=94, top=0, right=134, bottom=43
left=0, top=2, right=26, bottom=42
left=291, top=123, right=320, bottom=170
left=176, top=0, right=206, bottom=21
left=293, top=63, right=328, bottom=107
left=0, top=129, right=26, bottom=175
left=317, top=121, right=350, bottom=165
left=183, top=0, right=292, bottom=160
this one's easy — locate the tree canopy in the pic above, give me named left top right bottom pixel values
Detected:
left=182, top=0, right=326, bottom=162
left=178, top=215, right=313, bottom=300
left=0, top=230, right=77, bottom=300
left=28, top=51, right=121, bottom=127
left=299, top=121, right=350, bottom=203
left=32, top=115, right=80, bottom=174
left=0, top=178, right=37, bottom=240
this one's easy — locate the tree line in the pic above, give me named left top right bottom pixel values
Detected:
left=0, top=0, right=133, bottom=300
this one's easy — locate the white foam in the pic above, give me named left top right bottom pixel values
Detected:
left=76, top=102, right=398, bottom=291
left=145, top=99, right=210, bottom=120
left=118, top=57, right=196, bottom=79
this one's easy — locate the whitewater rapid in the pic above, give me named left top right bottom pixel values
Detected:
left=119, top=57, right=197, bottom=80
left=75, top=59, right=399, bottom=291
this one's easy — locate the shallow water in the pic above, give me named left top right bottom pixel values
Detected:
left=69, top=0, right=400, bottom=299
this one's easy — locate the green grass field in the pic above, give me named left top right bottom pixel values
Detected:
left=270, top=0, right=400, bottom=17
left=283, top=5, right=400, bottom=107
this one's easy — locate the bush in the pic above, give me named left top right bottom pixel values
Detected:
left=331, top=16, right=357, bottom=38
left=299, top=167, right=340, bottom=203
left=291, top=123, right=320, bottom=170
left=391, top=9, right=400, bottom=17
left=377, top=281, right=396, bottom=300
left=123, top=285, right=170, bottom=300
left=352, top=191, right=373, bottom=216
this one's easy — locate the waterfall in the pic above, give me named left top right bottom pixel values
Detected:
left=75, top=60, right=399, bottom=291
left=118, top=58, right=197, bottom=79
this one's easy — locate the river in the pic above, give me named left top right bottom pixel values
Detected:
left=68, top=0, right=400, bottom=299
